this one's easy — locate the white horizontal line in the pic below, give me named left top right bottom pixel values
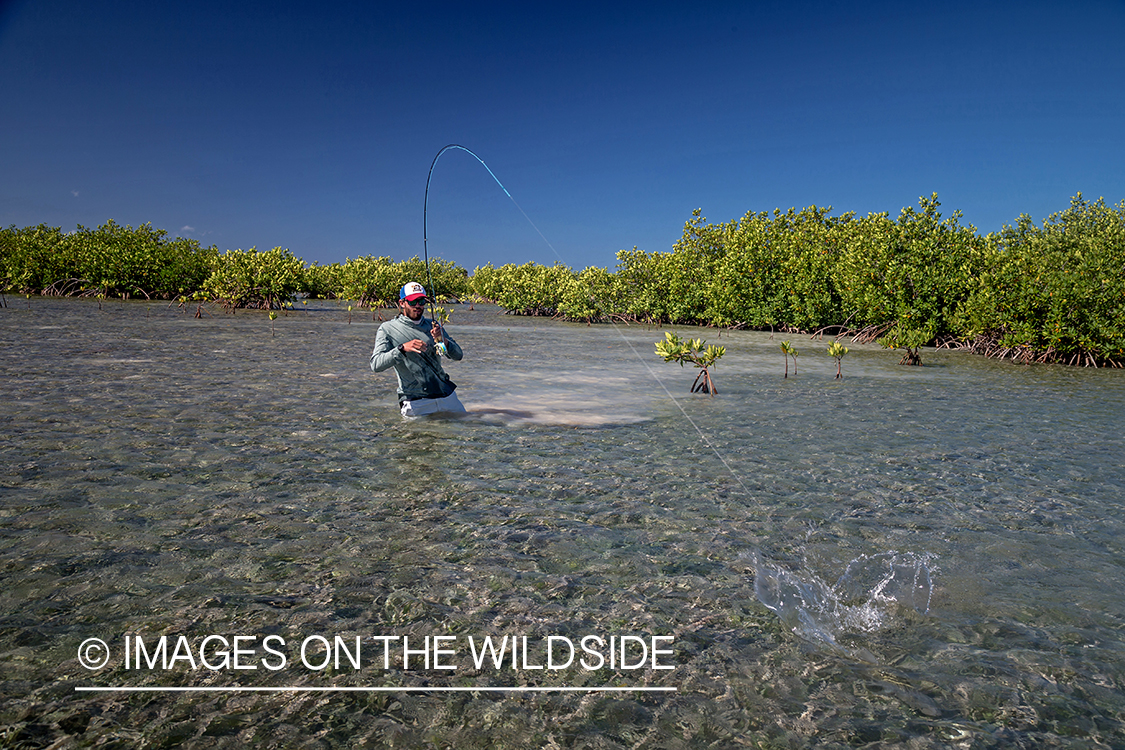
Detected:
left=76, top=686, right=676, bottom=693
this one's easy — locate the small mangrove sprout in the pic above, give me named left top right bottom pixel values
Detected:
left=180, top=291, right=208, bottom=318
left=432, top=306, right=451, bottom=357
left=655, top=331, right=726, bottom=396
left=780, top=340, right=798, bottom=378
left=268, top=310, right=278, bottom=337
left=827, top=340, right=849, bottom=379
left=431, top=304, right=451, bottom=340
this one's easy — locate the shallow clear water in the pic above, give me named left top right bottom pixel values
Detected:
left=2, top=297, right=1124, bottom=748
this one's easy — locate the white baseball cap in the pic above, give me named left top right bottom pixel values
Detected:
left=399, top=281, right=427, bottom=301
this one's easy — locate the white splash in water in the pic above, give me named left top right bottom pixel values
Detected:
left=753, top=550, right=934, bottom=652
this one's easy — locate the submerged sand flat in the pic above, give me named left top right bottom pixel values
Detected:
left=3, top=298, right=1125, bottom=748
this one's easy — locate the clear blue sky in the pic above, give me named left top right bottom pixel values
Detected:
left=2, top=0, right=1123, bottom=271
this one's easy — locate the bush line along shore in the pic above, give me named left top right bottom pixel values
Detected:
left=3, top=193, right=1123, bottom=367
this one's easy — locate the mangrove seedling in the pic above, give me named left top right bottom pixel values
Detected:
left=655, top=331, right=726, bottom=396
left=347, top=305, right=353, bottom=324
left=827, top=340, right=849, bottom=379
left=431, top=305, right=451, bottom=357
left=269, top=310, right=278, bottom=337
left=780, top=341, right=798, bottom=378
left=431, top=305, right=451, bottom=327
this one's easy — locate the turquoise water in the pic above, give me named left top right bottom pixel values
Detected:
left=2, top=297, right=1123, bottom=747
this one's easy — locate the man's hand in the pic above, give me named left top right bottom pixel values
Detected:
left=402, top=338, right=427, bottom=354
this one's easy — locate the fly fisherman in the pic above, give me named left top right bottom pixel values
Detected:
left=371, top=281, right=466, bottom=418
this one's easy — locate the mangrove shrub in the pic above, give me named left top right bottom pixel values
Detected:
left=470, top=262, right=573, bottom=316
left=655, top=331, right=726, bottom=395
left=833, top=194, right=988, bottom=363
left=956, top=194, right=1125, bottom=366
left=202, top=247, right=305, bottom=310
left=0, top=221, right=215, bottom=298
left=331, top=255, right=469, bottom=308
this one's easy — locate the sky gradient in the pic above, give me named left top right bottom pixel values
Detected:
left=2, top=0, right=1123, bottom=271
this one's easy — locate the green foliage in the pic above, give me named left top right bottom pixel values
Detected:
left=655, top=331, right=726, bottom=395
left=706, top=213, right=780, bottom=329
left=411, top=256, right=471, bottom=303
left=469, top=262, right=574, bottom=316
left=779, top=340, right=798, bottom=378
left=955, top=194, right=1125, bottom=366
left=461, top=192, right=1122, bottom=367
left=827, top=340, right=849, bottom=378
left=4, top=193, right=1121, bottom=368
left=335, top=255, right=469, bottom=308
left=611, top=247, right=662, bottom=322
left=0, top=220, right=475, bottom=312
left=655, top=210, right=726, bottom=323
left=557, top=266, right=626, bottom=322
left=338, top=256, right=400, bottom=306
left=469, top=263, right=503, bottom=303
left=302, top=262, right=344, bottom=299
left=0, top=224, right=68, bottom=292
left=431, top=305, right=451, bottom=325
left=708, top=206, right=847, bottom=331
left=202, top=246, right=305, bottom=310
left=0, top=221, right=215, bottom=298
left=430, top=305, right=452, bottom=354
left=611, top=212, right=725, bottom=324
left=471, top=261, right=626, bottom=322
left=655, top=331, right=726, bottom=369
left=834, top=194, right=988, bottom=363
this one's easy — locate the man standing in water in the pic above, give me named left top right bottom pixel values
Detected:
left=371, top=282, right=466, bottom=418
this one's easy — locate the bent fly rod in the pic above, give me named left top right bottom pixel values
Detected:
left=422, top=144, right=563, bottom=311
left=423, top=144, right=554, bottom=356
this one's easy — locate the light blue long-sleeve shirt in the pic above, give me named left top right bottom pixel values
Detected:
left=370, top=314, right=463, bottom=403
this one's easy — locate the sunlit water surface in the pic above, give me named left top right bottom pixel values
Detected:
left=2, top=299, right=1124, bottom=748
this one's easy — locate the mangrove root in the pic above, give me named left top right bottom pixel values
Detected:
left=691, top=368, right=717, bottom=396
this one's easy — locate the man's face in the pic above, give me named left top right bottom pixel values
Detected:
left=401, top=297, right=426, bottom=321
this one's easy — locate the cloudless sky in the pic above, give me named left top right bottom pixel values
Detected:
left=2, top=0, right=1123, bottom=271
